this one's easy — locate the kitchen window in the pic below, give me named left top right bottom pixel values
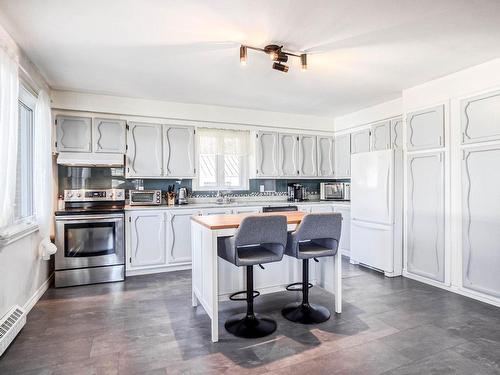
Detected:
left=195, top=128, right=249, bottom=191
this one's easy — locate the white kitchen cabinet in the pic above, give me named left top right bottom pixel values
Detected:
left=256, top=131, right=279, bottom=177
left=298, top=135, right=317, bottom=176
left=278, top=133, right=299, bottom=177
left=351, top=129, right=371, bottom=154
left=310, top=204, right=335, bottom=213
left=406, top=151, right=445, bottom=282
left=55, top=115, right=92, bottom=152
left=391, top=117, right=403, bottom=149
left=317, top=136, right=335, bottom=177
left=200, top=207, right=233, bottom=216
left=334, top=134, right=351, bottom=178
left=163, top=126, right=196, bottom=177
left=127, top=211, right=167, bottom=269
left=166, top=209, right=199, bottom=265
left=371, top=121, right=391, bottom=151
left=461, top=89, right=500, bottom=145
left=462, top=145, right=500, bottom=298
left=93, top=118, right=126, bottom=153
left=126, top=122, right=163, bottom=178
left=334, top=206, right=351, bottom=255
left=407, top=105, right=445, bottom=151
left=232, top=206, right=262, bottom=214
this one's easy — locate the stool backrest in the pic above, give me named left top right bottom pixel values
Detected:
left=294, top=213, right=342, bottom=245
left=235, top=215, right=287, bottom=250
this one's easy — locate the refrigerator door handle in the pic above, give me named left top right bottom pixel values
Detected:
left=352, top=218, right=392, bottom=230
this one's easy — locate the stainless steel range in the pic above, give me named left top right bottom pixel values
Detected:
left=54, top=189, right=125, bottom=287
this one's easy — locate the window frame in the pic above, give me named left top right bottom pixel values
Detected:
left=193, top=129, right=249, bottom=192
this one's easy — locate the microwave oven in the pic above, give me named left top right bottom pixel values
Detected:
left=129, top=190, right=162, bottom=205
left=320, top=182, right=350, bottom=200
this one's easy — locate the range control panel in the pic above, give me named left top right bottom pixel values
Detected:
left=64, top=189, right=125, bottom=202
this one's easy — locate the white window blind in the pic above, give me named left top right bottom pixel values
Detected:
left=196, top=128, right=249, bottom=190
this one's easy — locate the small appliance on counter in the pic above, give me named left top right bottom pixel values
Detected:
left=287, top=183, right=306, bottom=202
left=178, top=187, right=188, bottom=205
left=320, top=182, right=350, bottom=201
left=129, top=190, right=162, bottom=205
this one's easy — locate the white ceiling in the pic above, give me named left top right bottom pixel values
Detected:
left=1, top=0, right=500, bottom=117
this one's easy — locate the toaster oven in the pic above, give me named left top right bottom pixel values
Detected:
left=129, top=190, right=162, bottom=205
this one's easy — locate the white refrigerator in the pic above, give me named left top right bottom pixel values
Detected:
left=350, top=149, right=402, bottom=277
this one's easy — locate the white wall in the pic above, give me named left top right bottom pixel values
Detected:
left=0, top=23, right=51, bottom=318
left=51, top=90, right=335, bottom=133
left=334, top=98, right=402, bottom=133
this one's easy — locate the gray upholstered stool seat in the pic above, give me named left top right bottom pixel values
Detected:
left=217, top=215, right=287, bottom=338
left=282, top=213, right=342, bottom=324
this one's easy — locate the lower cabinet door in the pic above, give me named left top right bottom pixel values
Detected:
left=334, top=206, right=350, bottom=254
left=127, top=211, right=167, bottom=269
left=310, top=204, right=334, bottom=213
left=406, top=151, right=445, bottom=282
left=462, top=145, right=500, bottom=298
left=166, top=209, right=199, bottom=264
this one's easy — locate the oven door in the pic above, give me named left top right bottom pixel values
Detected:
left=55, top=214, right=124, bottom=270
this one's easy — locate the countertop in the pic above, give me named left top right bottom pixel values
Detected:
left=191, top=211, right=307, bottom=230
left=124, top=199, right=350, bottom=211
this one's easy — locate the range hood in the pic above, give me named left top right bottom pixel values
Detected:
left=57, top=152, right=124, bottom=167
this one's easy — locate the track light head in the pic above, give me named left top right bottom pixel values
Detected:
left=272, top=62, right=289, bottom=73
left=300, top=54, right=307, bottom=70
left=240, top=45, right=247, bottom=65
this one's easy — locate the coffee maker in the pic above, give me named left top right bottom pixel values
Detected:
left=287, top=183, right=306, bottom=202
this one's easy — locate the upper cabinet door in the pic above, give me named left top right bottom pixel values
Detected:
left=351, top=129, right=371, bottom=154
left=407, top=105, right=445, bottom=151
left=166, top=209, right=199, bottom=265
left=298, top=135, right=317, bottom=176
left=256, top=131, right=278, bottom=177
left=126, top=122, right=163, bottom=177
left=390, top=117, right=403, bottom=149
left=371, top=121, right=391, bottom=151
left=462, top=145, right=500, bottom=298
left=55, top=116, right=92, bottom=152
left=278, top=133, right=299, bottom=177
left=164, top=126, right=195, bottom=177
left=93, top=118, right=126, bottom=153
left=335, top=134, right=351, bottom=178
left=406, top=151, right=445, bottom=283
left=317, top=136, right=335, bottom=177
left=461, top=89, right=500, bottom=145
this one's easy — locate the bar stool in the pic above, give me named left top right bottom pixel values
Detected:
left=217, top=215, right=287, bottom=338
left=282, top=213, right=342, bottom=324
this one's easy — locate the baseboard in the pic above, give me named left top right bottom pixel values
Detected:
left=403, top=271, right=500, bottom=308
left=126, top=263, right=191, bottom=276
left=23, top=272, right=53, bottom=313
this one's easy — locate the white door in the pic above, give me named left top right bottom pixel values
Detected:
left=351, top=129, right=371, bottom=154
left=299, top=135, right=317, bottom=176
left=128, top=211, right=167, bottom=268
left=334, top=134, right=351, bottom=178
left=462, top=145, right=500, bottom=297
left=371, top=121, right=391, bottom=151
left=55, top=116, right=92, bottom=152
left=406, top=105, right=445, bottom=151
left=461, top=89, right=500, bottom=144
left=278, top=133, right=299, bottom=177
left=391, top=117, right=403, bottom=149
left=92, top=118, right=126, bottom=153
left=317, top=136, right=335, bottom=177
left=406, top=151, right=445, bottom=282
left=164, top=126, right=195, bottom=177
left=351, top=150, right=394, bottom=225
left=166, top=209, right=199, bottom=264
left=256, top=131, right=278, bottom=177
left=126, top=122, right=163, bottom=177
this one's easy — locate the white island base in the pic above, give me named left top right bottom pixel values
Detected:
left=191, top=217, right=342, bottom=342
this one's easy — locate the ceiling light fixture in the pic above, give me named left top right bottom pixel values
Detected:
left=240, top=44, right=307, bottom=73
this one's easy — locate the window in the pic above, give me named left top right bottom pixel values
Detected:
left=195, top=128, right=249, bottom=190
left=13, top=86, right=36, bottom=223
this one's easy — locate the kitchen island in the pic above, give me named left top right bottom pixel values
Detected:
left=191, top=211, right=342, bottom=342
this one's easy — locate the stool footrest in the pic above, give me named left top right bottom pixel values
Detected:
left=229, top=290, right=260, bottom=301
left=285, top=282, right=313, bottom=292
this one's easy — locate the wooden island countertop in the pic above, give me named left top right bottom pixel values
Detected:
left=191, top=211, right=306, bottom=230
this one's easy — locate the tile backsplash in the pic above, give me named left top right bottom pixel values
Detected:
left=57, top=166, right=348, bottom=198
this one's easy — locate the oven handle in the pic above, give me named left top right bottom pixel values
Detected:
left=55, top=214, right=124, bottom=222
